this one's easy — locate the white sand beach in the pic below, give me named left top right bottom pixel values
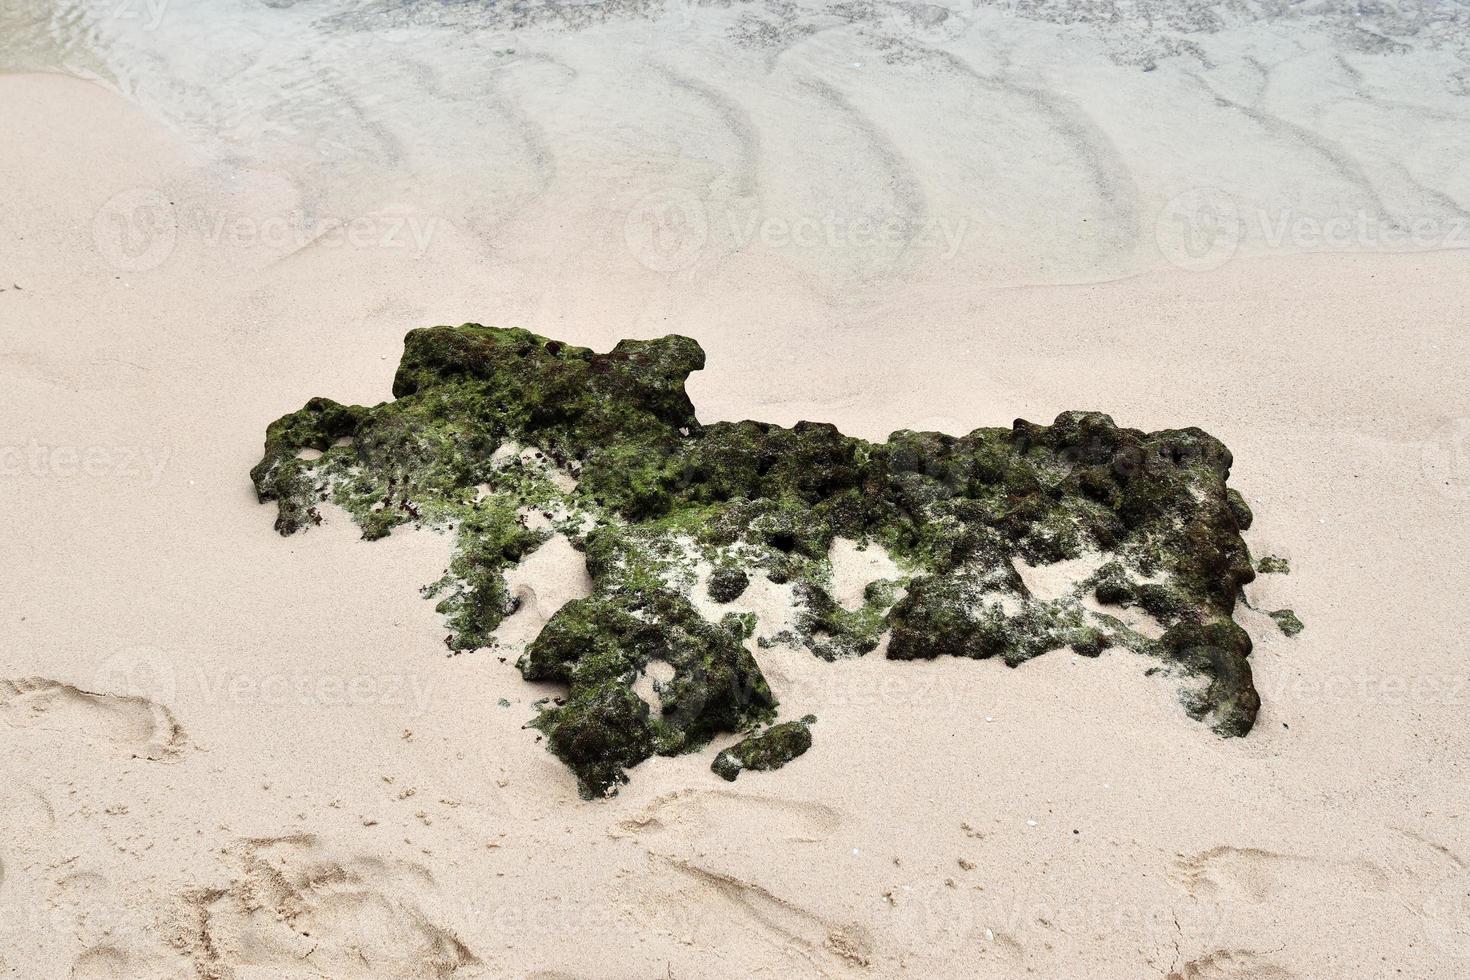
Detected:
left=2, top=3, right=1469, bottom=977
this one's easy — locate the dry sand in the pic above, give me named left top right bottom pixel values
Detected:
left=2, top=4, right=1469, bottom=976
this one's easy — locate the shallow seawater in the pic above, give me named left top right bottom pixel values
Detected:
left=3, top=0, right=1468, bottom=287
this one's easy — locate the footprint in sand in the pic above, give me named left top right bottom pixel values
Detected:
left=70, top=946, right=139, bottom=980
left=1168, top=948, right=1293, bottom=979
left=53, top=870, right=113, bottom=934
left=178, top=834, right=481, bottom=979
left=657, top=855, right=872, bottom=971
left=69, top=944, right=193, bottom=980
left=613, top=787, right=840, bottom=842
left=613, top=790, right=865, bottom=970
left=0, top=785, right=55, bottom=887
left=1171, top=846, right=1301, bottom=903
left=47, top=868, right=197, bottom=979
left=1170, top=845, right=1386, bottom=904
left=0, top=784, right=56, bottom=833
left=1396, top=829, right=1470, bottom=959
left=0, top=677, right=185, bottom=761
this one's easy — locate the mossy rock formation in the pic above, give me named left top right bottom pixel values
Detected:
left=253, top=324, right=1264, bottom=797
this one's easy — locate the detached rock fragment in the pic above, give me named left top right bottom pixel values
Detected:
left=712, top=718, right=814, bottom=781
left=1269, top=609, right=1304, bottom=636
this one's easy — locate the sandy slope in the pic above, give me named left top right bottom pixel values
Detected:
left=2, top=53, right=1468, bottom=980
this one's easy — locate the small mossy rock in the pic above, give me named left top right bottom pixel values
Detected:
left=1160, top=618, right=1259, bottom=737
left=711, top=720, right=814, bottom=781
left=520, top=586, right=776, bottom=792
left=254, top=324, right=1272, bottom=797
left=1086, top=561, right=1135, bottom=606
left=533, top=683, right=655, bottom=798
left=1257, top=555, right=1291, bottom=575
left=707, top=564, right=750, bottom=603
left=1269, top=609, right=1304, bottom=637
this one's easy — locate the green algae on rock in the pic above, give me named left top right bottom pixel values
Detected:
left=712, top=717, right=815, bottom=781
left=706, top=564, right=751, bottom=603
left=253, top=323, right=1266, bottom=797
left=523, top=587, right=776, bottom=796
left=1257, top=555, right=1291, bottom=575
left=1269, top=608, right=1305, bottom=637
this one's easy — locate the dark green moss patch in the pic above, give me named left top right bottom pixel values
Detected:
left=521, top=587, right=776, bottom=795
left=1257, top=555, right=1291, bottom=575
left=1269, top=608, right=1305, bottom=637
left=254, top=324, right=1270, bottom=797
left=712, top=718, right=814, bottom=781
left=707, top=564, right=750, bottom=603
